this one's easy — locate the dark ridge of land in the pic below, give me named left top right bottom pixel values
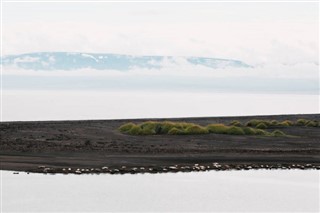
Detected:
left=1, top=114, right=320, bottom=174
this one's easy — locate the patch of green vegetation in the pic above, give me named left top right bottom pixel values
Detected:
left=226, top=126, right=245, bottom=135
left=246, top=119, right=271, bottom=128
left=245, top=119, right=261, bottom=127
left=118, top=120, right=300, bottom=137
left=229, top=120, right=242, bottom=127
left=168, top=127, right=185, bottom=135
left=185, top=125, right=209, bottom=135
left=119, top=122, right=136, bottom=133
left=245, top=118, right=320, bottom=128
left=296, top=119, right=308, bottom=126
left=256, top=123, right=268, bottom=129
left=279, top=120, right=293, bottom=127
left=272, top=130, right=287, bottom=137
left=306, top=121, right=318, bottom=127
left=159, top=121, right=180, bottom=134
left=128, top=125, right=142, bottom=135
left=253, top=129, right=269, bottom=136
left=242, top=127, right=257, bottom=135
left=270, top=120, right=280, bottom=126
left=206, top=124, right=230, bottom=134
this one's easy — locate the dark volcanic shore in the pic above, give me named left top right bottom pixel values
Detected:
left=1, top=114, right=320, bottom=174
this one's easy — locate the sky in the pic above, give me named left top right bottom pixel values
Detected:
left=2, top=2, right=319, bottom=65
left=1, top=1, right=319, bottom=120
left=1, top=1, right=319, bottom=94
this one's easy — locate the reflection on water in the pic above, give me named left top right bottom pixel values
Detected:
left=2, top=90, right=319, bottom=121
left=1, top=170, right=319, bottom=212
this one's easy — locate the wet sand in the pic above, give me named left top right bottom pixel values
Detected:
left=1, top=114, right=319, bottom=174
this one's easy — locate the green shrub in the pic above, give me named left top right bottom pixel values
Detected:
left=119, top=121, right=290, bottom=137
left=119, top=122, right=136, bottom=132
left=179, top=122, right=197, bottom=129
left=246, top=119, right=261, bottom=127
left=272, top=130, right=286, bottom=137
left=270, top=120, right=280, bottom=126
left=128, top=125, right=142, bottom=135
left=226, top=126, right=245, bottom=135
left=306, top=121, right=318, bottom=127
left=140, top=127, right=156, bottom=135
left=185, top=125, right=209, bottom=134
left=140, top=121, right=158, bottom=129
left=280, top=120, right=293, bottom=127
left=168, top=127, right=185, bottom=135
left=254, top=129, right=269, bottom=136
left=296, top=119, right=308, bottom=126
left=159, top=121, right=177, bottom=134
left=206, top=124, right=230, bottom=134
left=139, top=121, right=160, bottom=134
left=230, top=120, right=242, bottom=127
left=242, top=127, right=257, bottom=135
left=256, top=123, right=268, bottom=129
left=246, top=119, right=271, bottom=127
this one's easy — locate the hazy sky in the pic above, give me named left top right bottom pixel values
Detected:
left=3, top=2, right=319, bottom=65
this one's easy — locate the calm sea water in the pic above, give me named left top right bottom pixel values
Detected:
left=2, top=90, right=319, bottom=212
left=1, top=170, right=319, bottom=212
left=2, top=90, right=319, bottom=121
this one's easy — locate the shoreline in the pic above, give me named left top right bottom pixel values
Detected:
left=1, top=114, right=319, bottom=174
left=4, top=163, right=320, bottom=175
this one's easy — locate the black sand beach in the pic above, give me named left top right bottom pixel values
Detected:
left=1, top=114, right=319, bottom=174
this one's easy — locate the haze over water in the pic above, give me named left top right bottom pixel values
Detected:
left=1, top=2, right=319, bottom=213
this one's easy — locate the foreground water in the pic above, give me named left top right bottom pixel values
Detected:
left=1, top=170, right=319, bottom=212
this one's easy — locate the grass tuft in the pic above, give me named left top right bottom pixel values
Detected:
left=256, top=123, right=268, bottom=129
left=306, top=121, right=318, bottom=127
left=185, top=125, right=209, bottom=135
left=242, top=127, right=257, bottom=135
left=206, top=124, right=230, bottom=134
left=272, top=130, right=287, bottom=137
left=118, top=120, right=295, bottom=137
left=168, top=127, right=185, bottom=135
left=296, top=119, right=308, bottom=126
left=226, top=126, right=245, bottom=135
left=229, top=120, right=242, bottom=127
left=119, top=122, right=136, bottom=133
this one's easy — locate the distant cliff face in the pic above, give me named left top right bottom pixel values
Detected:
left=1, top=52, right=251, bottom=71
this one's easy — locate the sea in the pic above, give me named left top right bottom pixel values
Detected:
left=1, top=90, right=319, bottom=212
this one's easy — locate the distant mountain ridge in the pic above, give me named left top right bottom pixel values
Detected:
left=1, top=52, right=251, bottom=70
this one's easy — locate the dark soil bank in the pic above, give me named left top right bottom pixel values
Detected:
left=1, top=114, right=320, bottom=174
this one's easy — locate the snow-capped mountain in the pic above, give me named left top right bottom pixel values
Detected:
left=1, top=52, right=251, bottom=70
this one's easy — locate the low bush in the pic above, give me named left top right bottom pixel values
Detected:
left=229, top=120, right=242, bottom=127
left=242, top=127, right=257, bottom=135
left=246, top=119, right=271, bottom=128
left=185, top=125, right=209, bottom=134
left=270, top=120, right=280, bottom=126
left=245, top=119, right=261, bottom=127
left=272, top=130, right=287, bottom=137
left=168, top=127, right=185, bottom=135
left=119, top=121, right=290, bottom=137
left=296, top=119, right=308, bottom=126
left=159, top=121, right=179, bottom=134
left=206, top=124, right=230, bottom=134
left=256, top=123, right=268, bottom=129
left=254, top=129, right=269, bottom=136
left=279, top=120, right=293, bottom=127
left=119, top=122, right=136, bottom=132
left=226, top=126, right=245, bottom=135
left=306, top=121, right=318, bottom=127
left=128, top=125, right=142, bottom=135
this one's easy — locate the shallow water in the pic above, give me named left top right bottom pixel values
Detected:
left=2, top=90, right=319, bottom=121
left=1, top=170, right=319, bottom=212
